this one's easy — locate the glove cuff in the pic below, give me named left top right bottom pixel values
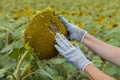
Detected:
left=77, top=59, right=92, bottom=72
left=82, top=61, right=93, bottom=72
left=79, top=29, right=87, bottom=43
left=80, top=31, right=87, bottom=43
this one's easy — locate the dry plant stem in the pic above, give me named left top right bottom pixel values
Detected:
left=6, top=29, right=8, bottom=47
left=22, top=71, right=39, bottom=80
left=67, top=72, right=71, bottom=80
left=14, top=50, right=28, bottom=80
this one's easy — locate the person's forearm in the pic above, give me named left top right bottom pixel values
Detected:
left=84, top=64, right=115, bottom=80
left=82, top=33, right=120, bottom=66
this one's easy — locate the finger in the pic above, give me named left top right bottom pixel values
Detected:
left=69, top=34, right=74, bottom=40
left=56, top=33, right=73, bottom=48
left=61, top=34, right=73, bottom=48
left=54, top=45, right=65, bottom=55
left=59, top=15, right=71, bottom=30
left=56, top=33, right=67, bottom=41
left=55, top=38, right=68, bottom=51
left=56, top=33, right=61, bottom=38
left=59, top=15, right=68, bottom=25
left=56, top=33, right=72, bottom=48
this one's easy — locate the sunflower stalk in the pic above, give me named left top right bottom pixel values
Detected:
left=14, top=50, right=29, bottom=80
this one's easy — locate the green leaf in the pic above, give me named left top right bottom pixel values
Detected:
left=92, top=56, right=103, bottom=68
left=105, top=27, right=120, bottom=39
left=1, top=42, right=15, bottom=53
left=0, top=69, right=6, bottom=78
left=1, top=40, right=23, bottom=53
left=13, top=24, right=27, bottom=39
left=14, top=40, right=23, bottom=48
left=63, top=62, right=76, bottom=73
left=107, top=39, right=120, bottom=47
left=8, top=47, right=31, bottom=61
left=50, top=57, right=66, bottom=65
left=0, top=55, right=16, bottom=78
left=39, top=69, right=54, bottom=80
left=7, top=47, right=25, bottom=59
left=0, top=55, right=16, bottom=69
left=103, top=63, right=119, bottom=76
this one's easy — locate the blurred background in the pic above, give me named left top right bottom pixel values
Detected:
left=0, top=0, right=120, bottom=80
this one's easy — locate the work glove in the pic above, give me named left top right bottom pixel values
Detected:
left=59, top=15, right=87, bottom=43
left=54, top=33, right=92, bottom=72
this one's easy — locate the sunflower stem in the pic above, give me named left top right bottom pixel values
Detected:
left=14, top=50, right=28, bottom=80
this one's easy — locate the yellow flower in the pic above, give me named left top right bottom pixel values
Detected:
left=109, top=19, right=117, bottom=28
left=15, top=9, right=23, bottom=18
left=97, top=16, right=106, bottom=22
left=98, top=21, right=104, bottom=25
left=92, top=28, right=97, bottom=34
left=105, top=38, right=110, bottom=42
left=26, top=64, right=32, bottom=74
left=72, top=12, right=79, bottom=16
left=65, top=10, right=71, bottom=15
left=78, top=21, right=84, bottom=28
left=81, top=11, right=89, bottom=16
left=23, top=7, right=31, bottom=17
left=22, top=63, right=32, bottom=77
left=95, top=5, right=103, bottom=11
left=15, top=7, right=31, bottom=19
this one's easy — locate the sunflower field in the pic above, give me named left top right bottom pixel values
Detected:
left=0, top=0, right=120, bottom=80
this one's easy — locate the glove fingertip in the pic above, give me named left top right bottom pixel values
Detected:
left=54, top=45, right=65, bottom=55
left=54, top=45, right=61, bottom=52
left=56, top=32, right=60, bottom=37
left=59, top=15, right=64, bottom=21
left=59, top=16, right=68, bottom=24
left=54, top=45, right=60, bottom=51
left=54, top=45, right=58, bottom=49
left=59, top=15, right=62, bottom=19
left=59, top=16, right=73, bottom=31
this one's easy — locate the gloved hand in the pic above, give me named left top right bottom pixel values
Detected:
left=54, top=33, right=92, bottom=72
left=59, top=15, right=87, bottom=43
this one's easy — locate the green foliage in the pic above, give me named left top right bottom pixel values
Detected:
left=0, top=0, right=120, bottom=80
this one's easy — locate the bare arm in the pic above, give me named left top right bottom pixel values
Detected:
left=83, top=33, right=120, bottom=66
left=84, top=64, right=115, bottom=80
